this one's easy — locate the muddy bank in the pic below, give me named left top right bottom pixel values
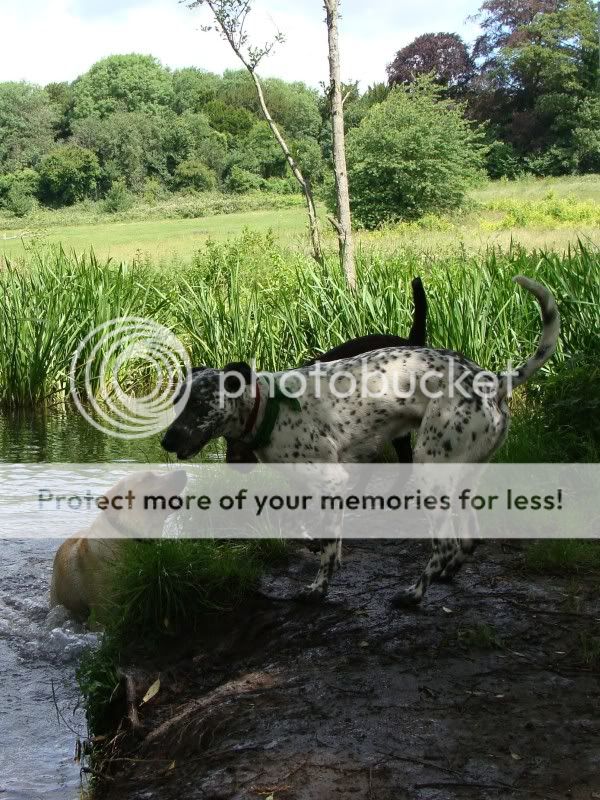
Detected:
left=94, top=540, right=600, bottom=800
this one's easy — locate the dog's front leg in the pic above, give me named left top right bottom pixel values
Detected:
left=295, top=464, right=346, bottom=603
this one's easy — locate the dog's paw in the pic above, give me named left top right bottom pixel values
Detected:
left=390, top=589, right=422, bottom=609
left=294, top=585, right=327, bottom=604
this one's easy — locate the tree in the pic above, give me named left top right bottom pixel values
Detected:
left=470, top=0, right=599, bottom=169
left=219, top=70, right=323, bottom=139
left=38, top=146, right=100, bottom=205
left=387, top=33, right=475, bottom=91
left=324, top=0, right=356, bottom=288
left=72, top=112, right=165, bottom=191
left=171, top=67, right=221, bottom=113
left=0, top=82, right=57, bottom=174
left=187, top=0, right=323, bottom=264
left=72, top=54, right=173, bottom=118
left=344, top=80, right=486, bottom=228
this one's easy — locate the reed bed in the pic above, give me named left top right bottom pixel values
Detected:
left=0, top=233, right=598, bottom=409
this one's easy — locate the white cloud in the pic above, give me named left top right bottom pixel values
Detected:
left=0, top=0, right=481, bottom=89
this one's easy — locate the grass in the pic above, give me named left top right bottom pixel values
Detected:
left=525, top=540, right=600, bottom=574
left=1, top=175, right=599, bottom=263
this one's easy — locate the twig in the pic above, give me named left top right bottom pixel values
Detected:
left=51, top=679, right=84, bottom=737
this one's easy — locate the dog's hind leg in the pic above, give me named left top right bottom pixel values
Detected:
left=436, top=507, right=479, bottom=582
left=391, top=526, right=461, bottom=607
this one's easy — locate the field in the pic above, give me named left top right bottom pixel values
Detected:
left=1, top=176, right=600, bottom=263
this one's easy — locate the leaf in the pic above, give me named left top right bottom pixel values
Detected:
left=442, top=606, right=453, bottom=614
left=510, top=751, right=522, bottom=761
left=141, top=677, right=161, bottom=705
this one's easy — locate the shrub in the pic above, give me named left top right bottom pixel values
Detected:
left=0, top=168, right=39, bottom=215
left=344, top=79, right=486, bottom=228
left=224, top=165, right=263, bottom=194
left=103, top=179, right=135, bottom=213
left=173, top=158, right=217, bottom=192
left=4, top=183, right=35, bottom=217
left=38, top=145, right=100, bottom=206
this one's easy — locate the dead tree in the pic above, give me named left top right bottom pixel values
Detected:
left=187, top=0, right=323, bottom=264
left=324, top=0, right=356, bottom=288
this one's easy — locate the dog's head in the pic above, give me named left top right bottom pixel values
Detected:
left=99, top=469, right=188, bottom=537
left=161, top=362, right=254, bottom=460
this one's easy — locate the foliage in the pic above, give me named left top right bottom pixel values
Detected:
left=174, top=158, right=218, bottom=191
left=204, top=98, right=256, bottom=136
left=480, top=192, right=600, bottom=227
left=225, top=165, right=263, bottom=193
left=470, top=0, right=599, bottom=173
left=344, top=80, right=486, bottom=227
left=71, top=54, right=174, bottom=118
left=38, top=146, right=100, bottom=206
left=171, top=67, right=220, bottom=114
left=103, top=179, right=135, bottom=213
left=0, top=82, right=57, bottom=173
left=3, top=183, right=36, bottom=217
left=387, top=33, right=475, bottom=90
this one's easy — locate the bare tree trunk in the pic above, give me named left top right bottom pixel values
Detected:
left=202, top=0, right=323, bottom=265
left=324, top=0, right=356, bottom=288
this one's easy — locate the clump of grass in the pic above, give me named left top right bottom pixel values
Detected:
left=458, top=623, right=502, bottom=650
left=525, top=540, right=600, bottom=574
left=101, top=538, right=288, bottom=637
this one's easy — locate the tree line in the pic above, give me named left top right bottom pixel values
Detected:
left=0, top=0, right=597, bottom=223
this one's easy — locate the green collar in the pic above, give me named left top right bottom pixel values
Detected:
left=246, top=381, right=301, bottom=451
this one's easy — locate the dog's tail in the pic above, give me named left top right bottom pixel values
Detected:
left=497, top=276, right=560, bottom=400
left=408, top=277, right=427, bottom=346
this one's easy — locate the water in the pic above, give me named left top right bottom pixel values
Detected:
left=0, top=409, right=172, bottom=799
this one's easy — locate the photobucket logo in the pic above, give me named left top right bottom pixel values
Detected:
left=219, top=357, right=519, bottom=405
left=70, top=318, right=191, bottom=439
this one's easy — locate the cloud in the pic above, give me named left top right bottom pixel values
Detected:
left=0, top=0, right=481, bottom=88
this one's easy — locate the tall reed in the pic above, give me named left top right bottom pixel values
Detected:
left=0, top=236, right=597, bottom=409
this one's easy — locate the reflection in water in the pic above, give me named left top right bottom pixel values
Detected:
left=0, top=405, right=167, bottom=463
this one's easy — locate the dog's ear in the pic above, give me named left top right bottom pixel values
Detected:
left=222, top=361, right=253, bottom=394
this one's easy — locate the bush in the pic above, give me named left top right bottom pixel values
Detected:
left=224, top=165, right=263, bottom=194
left=103, top=179, right=135, bottom=213
left=344, top=79, right=486, bottom=228
left=173, top=158, right=217, bottom=192
left=0, top=168, right=39, bottom=215
left=38, top=145, right=100, bottom=206
left=4, top=183, right=35, bottom=217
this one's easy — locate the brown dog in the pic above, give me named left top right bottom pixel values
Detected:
left=50, top=470, right=187, bottom=621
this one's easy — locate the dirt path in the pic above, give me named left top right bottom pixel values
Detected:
left=97, top=541, right=600, bottom=800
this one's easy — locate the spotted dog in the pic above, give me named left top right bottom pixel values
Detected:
left=225, top=276, right=428, bottom=467
left=162, top=276, right=559, bottom=607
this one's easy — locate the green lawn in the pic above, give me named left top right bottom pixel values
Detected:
left=0, top=207, right=312, bottom=263
left=1, top=175, right=599, bottom=264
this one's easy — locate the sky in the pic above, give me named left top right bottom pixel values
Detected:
left=0, top=0, right=482, bottom=89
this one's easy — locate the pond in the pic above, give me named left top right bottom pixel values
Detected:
left=0, top=407, right=182, bottom=799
